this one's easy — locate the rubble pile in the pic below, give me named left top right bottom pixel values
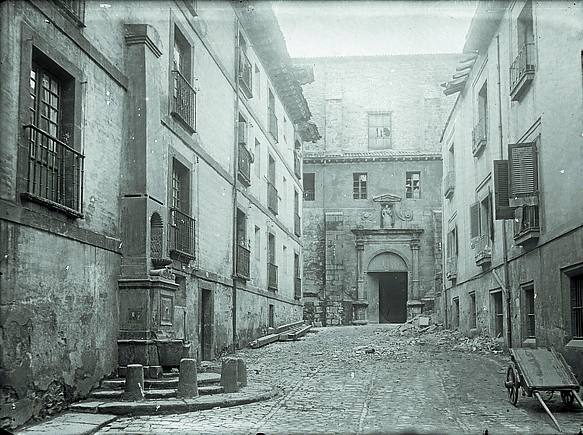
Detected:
left=393, top=316, right=504, bottom=355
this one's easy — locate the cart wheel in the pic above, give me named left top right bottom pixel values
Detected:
left=505, top=366, right=519, bottom=406
left=541, top=391, right=554, bottom=401
left=561, top=391, right=574, bottom=406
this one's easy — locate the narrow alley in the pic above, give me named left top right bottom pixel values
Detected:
left=94, top=325, right=582, bottom=434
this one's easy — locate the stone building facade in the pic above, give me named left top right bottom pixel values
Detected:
left=0, top=0, right=316, bottom=428
left=296, top=54, right=459, bottom=326
left=439, top=0, right=583, bottom=378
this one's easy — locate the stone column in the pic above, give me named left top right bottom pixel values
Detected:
left=410, top=239, right=420, bottom=299
left=353, top=238, right=368, bottom=324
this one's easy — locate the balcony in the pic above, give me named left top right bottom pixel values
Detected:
left=304, top=189, right=315, bottom=201
left=22, top=124, right=84, bottom=216
left=472, top=117, right=487, bottom=157
left=443, top=170, right=455, bottom=199
left=514, top=205, right=540, bottom=246
left=268, top=262, right=278, bottom=290
left=169, top=207, right=196, bottom=260
left=446, top=256, right=457, bottom=281
left=239, top=49, right=252, bottom=99
left=236, top=244, right=250, bottom=280
left=294, top=150, right=302, bottom=179
left=294, top=212, right=301, bottom=237
left=268, top=107, right=278, bottom=143
left=267, top=180, right=278, bottom=215
left=474, top=234, right=492, bottom=268
left=171, top=70, right=197, bottom=132
left=510, top=42, right=535, bottom=101
left=294, top=276, right=302, bottom=299
left=238, top=143, right=252, bottom=186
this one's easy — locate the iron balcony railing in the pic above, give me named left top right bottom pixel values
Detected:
left=171, top=70, right=197, bottom=131
left=304, top=189, right=315, bottom=201
left=268, top=262, right=278, bottom=290
left=294, top=150, right=302, bottom=179
left=443, top=170, right=455, bottom=199
left=472, top=116, right=487, bottom=155
left=55, top=0, right=85, bottom=25
left=267, top=180, right=278, bottom=214
left=236, top=244, right=250, bottom=280
left=169, top=207, right=196, bottom=259
left=514, top=205, right=540, bottom=239
left=295, top=276, right=301, bottom=299
left=239, top=49, right=252, bottom=97
left=23, top=124, right=84, bottom=215
left=294, top=212, right=301, bottom=237
left=238, top=143, right=252, bottom=186
left=268, top=107, right=278, bottom=142
left=510, top=42, right=535, bottom=96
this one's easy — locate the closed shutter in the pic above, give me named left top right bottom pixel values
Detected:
left=509, top=141, right=538, bottom=196
left=470, top=202, right=480, bottom=238
left=493, top=160, right=515, bottom=220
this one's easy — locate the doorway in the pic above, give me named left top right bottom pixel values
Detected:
left=200, top=289, right=213, bottom=361
left=378, top=272, right=408, bottom=323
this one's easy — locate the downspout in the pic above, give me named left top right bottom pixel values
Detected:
left=496, top=34, right=513, bottom=348
left=231, top=18, right=241, bottom=352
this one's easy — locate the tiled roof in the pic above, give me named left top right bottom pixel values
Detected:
left=304, top=149, right=441, bottom=162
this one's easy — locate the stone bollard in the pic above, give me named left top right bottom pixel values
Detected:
left=236, top=357, right=247, bottom=387
left=220, top=357, right=239, bottom=393
left=124, top=364, right=145, bottom=400
left=176, top=358, right=198, bottom=398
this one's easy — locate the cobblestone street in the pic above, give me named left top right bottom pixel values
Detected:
left=96, top=325, right=582, bottom=434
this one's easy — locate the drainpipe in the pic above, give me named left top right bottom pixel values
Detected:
left=231, top=18, right=241, bottom=353
left=497, top=35, right=513, bottom=348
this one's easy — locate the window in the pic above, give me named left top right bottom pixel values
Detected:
left=169, top=159, right=195, bottom=259
left=254, top=139, right=261, bottom=178
left=444, top=145, right=455, bottom=199
left=268, top=89, right=278, bottom=142
left=268, top=304, right=274, bottom=328
left=237, top=114, right=251, bottom=186
left=452, top=297, right=459, bottom=329
left=353, top=173, right=367, bottom=200
left=303, top=173, right=315, bottom=201
left=511, top=0, right=535, bottom=99
left=492, top=291, right=503, bottom=338
left=571, top=274, right=583, bottom=339
left=294, top=253, right=301, bottom=299
left=238, top=33, right=252, bottom=98
left=469, top=292, right=477, bottom=329
left=368, top=112, right=392, bottom=150
left=472, top=82, right=488, bottom=156
left=236, top=209, right=249, bottom=279
left=267, top=232, right=278, bottom=290
left=171, top=26, right=196, bottom=130
left=254, top=64, right=261, bottom=99
left=446, top=226, right=458, bottom=280
left=267, top=155, right=278, bottom=214
left=523, top=285, right=535, bottom=339
left=23, top=50, right=84, bottom=215
left=470, top=194, right=493, bottom=241
left=282, top=245, right=287, bottom=277
left=294, top=190, right=301, bottom=237
left=405, top=172, right=420, bottom=199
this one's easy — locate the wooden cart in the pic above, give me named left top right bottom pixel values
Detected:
left=505, top=347, right=583, bottom=432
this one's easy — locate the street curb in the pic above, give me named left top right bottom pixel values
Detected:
left=16, top=412, right=118, bottom=434
left=69, top=385, right=280, bottom=416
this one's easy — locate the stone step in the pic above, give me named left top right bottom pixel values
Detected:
left=101, top=372, right=220, bottom=389
left=89, top=385, right=224, bottom=399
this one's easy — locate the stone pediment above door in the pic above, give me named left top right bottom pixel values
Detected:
left=372, top=193, right=402, bottom=203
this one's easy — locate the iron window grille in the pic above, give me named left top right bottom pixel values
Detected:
left=171, top=69, right=197, bottom=131
left=571, top=275, right=583, bottom=339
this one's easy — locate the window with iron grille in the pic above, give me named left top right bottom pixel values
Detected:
left=469, top=292, right=477, bottom=329
left=367, top=112, right=392, bottom=150
left=353, top=173, right=367, bottom=200
left=523, top=285, right=535, bottom=339
left=405, top=171, right=420, bottom=199
left=171, top=26, right=196, bottom=131
left=169, top=159, right=195, bottom=259
left=171, top=159, right=190, bottom=213
left=23, top=51, right=84, bottom=216
left=571, top=274, right=583, bottom=339
left=303, top=173, right=315, bottom=201
left=492, top=291, right=504, bottom=338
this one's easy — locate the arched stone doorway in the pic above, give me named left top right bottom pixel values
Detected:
left=367, top=252, right=408, bottom=323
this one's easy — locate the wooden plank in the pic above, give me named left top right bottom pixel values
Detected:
left=512, top=348, right=579, bottom=390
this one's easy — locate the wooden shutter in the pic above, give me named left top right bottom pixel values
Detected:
left=493, top=160, right=515, bottom=220
left=508, top=141, right=538, bottom=197
left=470, top=202, right=480, bottom=238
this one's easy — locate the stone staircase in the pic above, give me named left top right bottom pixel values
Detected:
left=88, top=371, right=222, bottom=400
